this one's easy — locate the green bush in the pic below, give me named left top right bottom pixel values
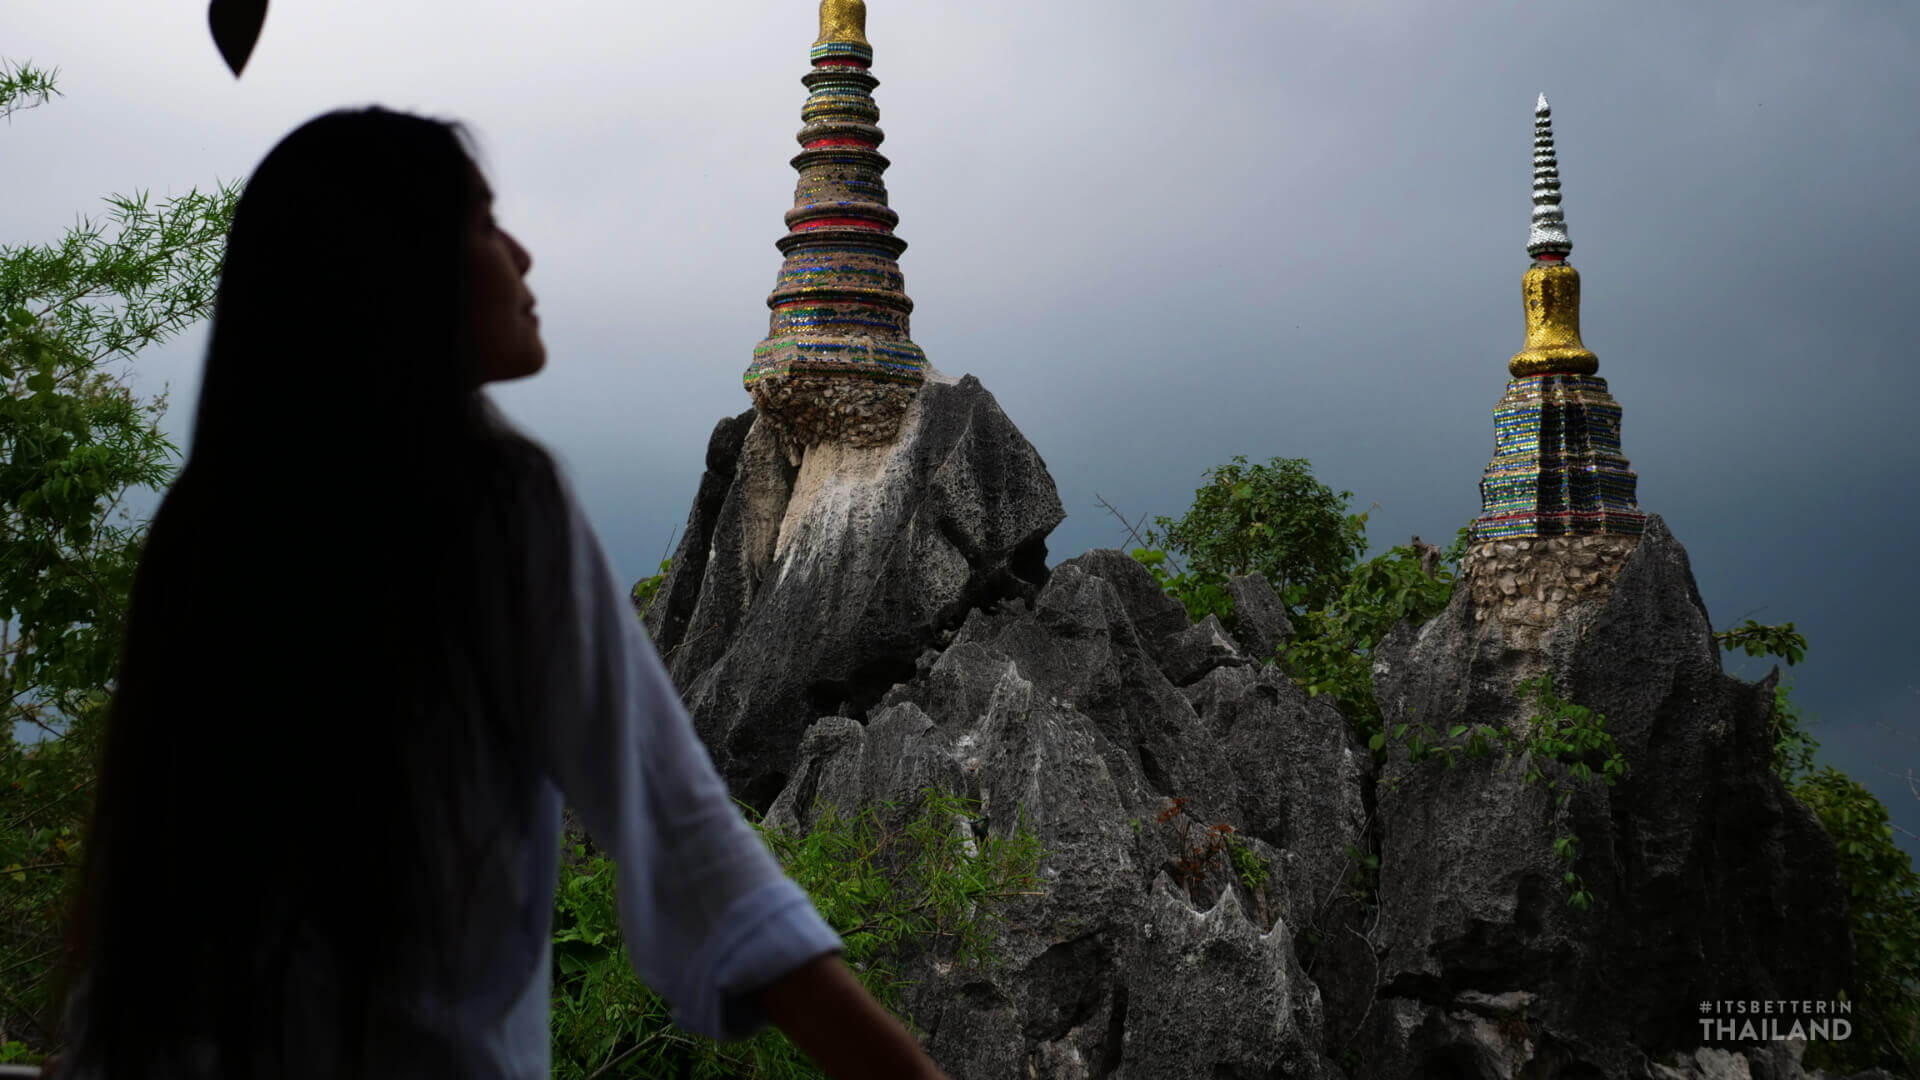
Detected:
left=1767, top=680, right=1820, bottom=784
left=1129, top=455, right=1468, bottom=743
left=629, top=558, right=670, bottom=622
left=549, top=789, right=1043, bottom=1079
left=1793, top=768, right=1920, bottom=1075
left=1282, top=530, right=1465, bottom=741
left=1141, top=455, right=1368, bottom=621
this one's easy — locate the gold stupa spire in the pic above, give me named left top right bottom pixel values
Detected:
left=1510, top=93, right=1598, bottom=377
left=816, top=0, right=870, bottom=47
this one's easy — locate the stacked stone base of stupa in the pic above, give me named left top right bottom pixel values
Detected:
left=747, top=373, right=915, bottom=461
left=1462, top=533, right=1640, bottom=632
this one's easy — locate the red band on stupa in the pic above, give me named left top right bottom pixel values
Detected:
left=793, top=216, right=890, bottom=231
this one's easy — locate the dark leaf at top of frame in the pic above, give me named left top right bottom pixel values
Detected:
left=209, top=0, right=269, bottom=77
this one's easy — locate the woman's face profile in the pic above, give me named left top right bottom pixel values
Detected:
left=465, top=180, right=546, bottom=384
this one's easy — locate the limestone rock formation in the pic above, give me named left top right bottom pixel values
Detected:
left=1226, top=571, right=1294, bottom=660
left=1360, top=515, right=1853, bottom=1079
left=631, top=378, right=1869, bottom=1078
left=644, top=375, right=1062, bottom=810
left=760, top=549, right=1367, bottom=1079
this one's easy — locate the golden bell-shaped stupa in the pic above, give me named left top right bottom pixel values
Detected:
left=1510, top=94, right=1598, bottom=377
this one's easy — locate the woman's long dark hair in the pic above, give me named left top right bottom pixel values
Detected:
left=60, top=107, right=569, bottom=1078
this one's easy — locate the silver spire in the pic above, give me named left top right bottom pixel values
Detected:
left=1526, top=92, right=1572, bottom=257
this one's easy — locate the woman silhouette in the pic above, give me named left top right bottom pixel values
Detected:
left=52, top=107, right=944, bottom=1080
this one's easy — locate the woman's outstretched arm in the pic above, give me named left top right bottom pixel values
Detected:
left=542, top=473, right=947, bottom=1075
left=759, top=953, right=948, bottom=1080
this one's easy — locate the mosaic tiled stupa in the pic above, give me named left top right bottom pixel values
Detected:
left=1463, top=95, right=1646, bottom=628
left=743, top=0, right=929, bottom=456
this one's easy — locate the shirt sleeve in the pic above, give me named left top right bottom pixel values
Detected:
left=539, top=478, right=843, bottom=1041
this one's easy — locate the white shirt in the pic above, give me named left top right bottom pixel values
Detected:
left=528, top=473, right=845, bottom=1054
left=63, top=474, right=843, bottom=1078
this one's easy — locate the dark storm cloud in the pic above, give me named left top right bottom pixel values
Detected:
left=6, top=1, right=1916, bottom=844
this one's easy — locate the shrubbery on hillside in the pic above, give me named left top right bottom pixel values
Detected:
left=551, top=790, right=1041, bottom=1079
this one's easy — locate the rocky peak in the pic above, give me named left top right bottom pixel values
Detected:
left=644, top=375, right=1061, bottom=809
left=1364, top=515, right=1853, bottom=1077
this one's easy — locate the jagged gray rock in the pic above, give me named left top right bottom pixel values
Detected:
left=761, top=550, right=1362, bottom=1079
left=644, top=376, right=1063, bottom=809
left=1359, top=515, right=1852, bottom=1079
left=1059, top=548, right=1192, bottom=649
left=1182, top=663, right=1368, bottom=937
left=1226, top=572, right=1294, bottom=661
left=1120, top=873, right=1338, bottom=1079
left=1159, top=613, right=1249, bottom=687
left=634, top=407, right=755, bottom=634
left=1183, top=660, right=1379, bottom=1053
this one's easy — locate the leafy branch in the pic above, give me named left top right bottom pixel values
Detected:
left=0, top=61, right=60, bottom=122
left=1713, top=619, right=1807, bottom=667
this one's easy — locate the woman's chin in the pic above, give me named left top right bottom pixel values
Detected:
left=481, top=347, right=546, bottom=385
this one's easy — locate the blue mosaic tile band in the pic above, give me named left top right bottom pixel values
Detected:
left=1471, top=372, right=1644, bottom=541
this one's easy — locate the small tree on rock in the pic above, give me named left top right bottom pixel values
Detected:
left=1144, top=455, right=1367, bottom=620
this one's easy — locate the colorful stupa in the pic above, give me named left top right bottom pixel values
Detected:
left=744, top=0, right=928, bottom=454
left=1463, top=95, right=1645, bottom=627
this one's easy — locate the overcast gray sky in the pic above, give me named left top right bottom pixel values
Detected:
left=8, top=1, right=1918, bottom=850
